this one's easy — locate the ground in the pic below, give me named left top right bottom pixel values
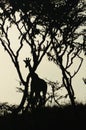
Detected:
left=0, top=104, right=86, bottom=130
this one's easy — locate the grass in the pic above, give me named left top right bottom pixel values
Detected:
left=0, top=103, right=86, bottom=130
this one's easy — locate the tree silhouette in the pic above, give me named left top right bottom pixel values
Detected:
left=47, top=0, right=86, bottom=106
left=0, top=0, right=53, bottom=113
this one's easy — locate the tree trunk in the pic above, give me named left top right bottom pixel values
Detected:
left=12, top=84, right=28, bottom=114
left=60, top=64, right=75, bottom=107
left=62, top=74, right=75, bottom=107
left=66, top=84, right=75, bottom=107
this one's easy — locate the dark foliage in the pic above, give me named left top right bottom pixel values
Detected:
left=0, top=104, right=86, bottom=130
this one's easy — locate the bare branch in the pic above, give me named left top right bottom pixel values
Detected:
left=16, top=35, right=24, bottom=58
left=1, top=25, right=15, bottom=58
left=37, top=29, right=48, bottom=58
left=71, top=54, right=83, bottom=78
left=65, top=45, right=74, bottom=68
left=66, top=47, right=81, bottom=69
left=38, top=40, right=52, bottom=64
left=0, top=38, right=15, bottom=64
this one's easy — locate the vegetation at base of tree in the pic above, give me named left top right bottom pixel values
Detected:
left=0, top=103, right=86, bottom=129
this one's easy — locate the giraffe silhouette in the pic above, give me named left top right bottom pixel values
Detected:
left=24, top=58, right=47, bottom=109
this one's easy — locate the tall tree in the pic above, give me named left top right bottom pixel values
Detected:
left=47, top=0, right=86, bottom=106
left=0, top=0, right=54, bottom=113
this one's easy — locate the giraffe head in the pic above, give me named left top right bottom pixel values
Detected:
left=24, top=58, right=31, bottom=68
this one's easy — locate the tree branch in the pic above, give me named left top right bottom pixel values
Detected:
left=71, top=54, right=83, bottom=78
